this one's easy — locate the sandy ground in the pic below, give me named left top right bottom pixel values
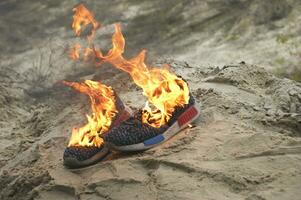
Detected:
left=0, top=0, right=301, bottom=200
left=0, top=46, right=300, bottom=199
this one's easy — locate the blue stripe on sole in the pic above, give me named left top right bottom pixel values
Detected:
left=143, top=134, right=165, bottom=146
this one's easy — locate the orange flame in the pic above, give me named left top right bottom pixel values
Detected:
left=72, top=3, right=100, bottom=41
left=69, top=44, right=81, bottom=60
left=63, top=80, right=117, bottom=147
left=68, top=5, right=190, bottom=129
left=92, top=24, right=190, bottom=127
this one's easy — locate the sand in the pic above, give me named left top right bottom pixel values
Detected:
left=0, top=53, right=300, bottom=200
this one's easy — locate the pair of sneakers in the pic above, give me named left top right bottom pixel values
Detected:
left=63, top=90, right=200, bottom=168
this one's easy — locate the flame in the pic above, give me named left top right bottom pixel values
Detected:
left=63, top=80, right=118, bottom=147
left=92, top=24, right=190, bottom=128
left=72, top=3, right=100, bottom=41
left=68, top=5, right=190, bottom=128
left=69, top=44, right=81, bottom=60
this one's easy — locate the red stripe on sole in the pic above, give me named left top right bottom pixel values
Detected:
left=177, top=106, right=199, bottom=127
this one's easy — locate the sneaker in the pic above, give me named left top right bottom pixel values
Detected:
left=104, top=95, right=200, bottom=151
left=63, top=92, right=132, bottom=168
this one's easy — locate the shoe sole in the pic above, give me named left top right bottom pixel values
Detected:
left=63, top=146, right=110, bottom=168
left=106, top=102, right=201, bottom=152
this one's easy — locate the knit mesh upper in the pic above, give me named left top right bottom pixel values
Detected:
left=104, top=96, right=195, bottom=146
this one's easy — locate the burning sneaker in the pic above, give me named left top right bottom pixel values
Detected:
left=62, top=80, right=132, bottom=168
left=104, top=95, right=200, bottom=152
left=64, top=4, right=200, bottom=153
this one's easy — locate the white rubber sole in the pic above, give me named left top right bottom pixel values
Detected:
left=107, top=102, right=201, bottom=152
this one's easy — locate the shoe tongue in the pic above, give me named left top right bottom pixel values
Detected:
left=123, top=110, right=143, bottom=125
left=124, top=117, right=140, bottom=125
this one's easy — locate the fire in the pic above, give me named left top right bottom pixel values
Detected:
left=69, top=44, right=81, bottom=60
left=68, top=4, right=190, bottom=128
left=72, top=3, right=100, bottom=41
left=63, top=80, right=118, bottom=147
left=91, top=24, right=190, bottom=128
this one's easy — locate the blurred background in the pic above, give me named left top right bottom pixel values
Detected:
left=0, top=0, right=300, bottom=81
